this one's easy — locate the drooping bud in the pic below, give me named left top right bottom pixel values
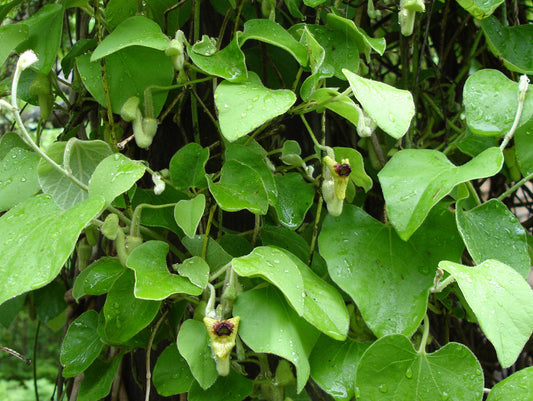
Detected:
left=120, top=96, right=140, bottom=122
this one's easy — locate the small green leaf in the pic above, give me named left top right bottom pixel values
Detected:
left=0, top=195, right=104, bottom=306
left=272, top=173, right=315, bottom=229
left=207, top=160, right=269, bottom=214
left=238, top=19, right=307, bottom=66
left=310, top=335, right=370, bottom=401
left=355, top=335, right=483, bottom=400
left=91, top=16, right=169, bottom=60
left=486, top=367, right=533, bottom=401
left=174, top=194, right=206, bottom=238
left=280, top=140, right=304, bottom=167
left=463, top=69, right=533, bottom=136
left=16, top=4, right=63, bottom=73
left=234, top=287, right=320, bottom=393
left=175, top=256, right=210, bottom=290
left=439, top=259, right=533, bottom=368
left=0, top=147, right=40, bottom=212
left=177, top=319, right=218, bottom=389
left=169, top=143, right=209, bottom=190
left=60, top=311, right=103, bottom=377
left=0, top=23, right=28, bottom=67
left=456, top=0, right=504, bottom=19
left=103, top=269, right=160, bottom=343
left=334, top=147, right=372, bottom=192
left=457, top=199, right=530, bottom=278
left=319, top=204, right=463, bottom=337
left=188, top=37, right=247, bottom=82
left=344, top=69, right=414, bottom=139
left=39, top=139, right=113, bottom=209
left=126, top=241, right=203, bottom=300
left=188, top=369, right=254, bottom=401
left=480, top=17, right=533, bottom=74
left=378, top=147, right=503, bottom=241
left=72, top=257, right=125, bottom=301
left=88, top=153, right=146, bottom=207
left=77, top=356, right=122, bottom=401
left=153, top=344, right=194, bottom=396
left=214, top=72, right=297, bottom=142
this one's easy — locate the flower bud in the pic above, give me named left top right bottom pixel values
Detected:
left=120, top=96, right=140, bottom=122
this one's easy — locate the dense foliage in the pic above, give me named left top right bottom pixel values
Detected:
left=0, top=0, right=533, bottom=400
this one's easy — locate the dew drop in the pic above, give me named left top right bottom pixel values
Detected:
left=405, top=367, right=413, bottom=379
left=378, top=384, right=388, bottom=393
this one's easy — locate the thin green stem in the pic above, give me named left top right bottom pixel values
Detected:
left=466, top=181, right=481, bottom=206
left=145, top=310, right=168, bottom=401
left=500, top=75, right=529, bottom=151
left=210, top=261, right=232, bottom=282
left=497, top=171, right=533, bottom=201
left=130, top=203, right=176, bottom=237
left=308, top=195, right=323, bottom=266
left=33, top=320, right=40, bottom=401
left=300, top=114, right=328, bottom=152
left=432, top=275, right=456, bottom=293
left=418, top=314, right=430, bottom=354
left=202, top=205, right=217, bottom=259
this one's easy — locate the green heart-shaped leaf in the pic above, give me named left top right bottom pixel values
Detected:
left=457, top=199, right=530, bottom=278
left=169, top=143, right=209, bottom=190
left=60, top=310, right=103, bottom=377
left=355, top=335, right=483, bottom=400
left=486, top=367, right=533, bottom=401
left=174, top=194, right=206, bottom=238
left=272, top=173, right=315, bottom=229
left=214, top=72, right=296, bottom=142
left=319, top=204, right=463, bottom=337
left=126, top=241, right=203, bottom=300
left=233, top=286, right=320, bottom=393
left=344, top=69, right=414, bottom=139
left=0, top=194, right=104, bottom=306
left=378, top=147, right=503, bottom=241
left=153, top=344, right=194, bottom=396
left=439, top=259, right=533, bottom=368
left=91, top=16, right=169, bottom=60
left=72, top=257, right=125, bottom=301
left=463, top=69, right=533, bottom=136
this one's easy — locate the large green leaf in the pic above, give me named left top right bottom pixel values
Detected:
left=126, top=241, right=203, bottom=300
left=319, top=204, right=463, bottom=337
left=378, top=147, right=503, bottom=241
left=207, top=160, right=269, bottom=214
left=233, top=246, right=305, bottom=315
left=238, top=19, right=307, bottom=66
left=456, top=0, right=504, bottom=19
left=0, top=147, right=40, bottom=212
left=0, top=23, right=28, bottom=67
left=486, top=367, right=533, bottom=401
left=355, top=335, right=483, bottom=400
left=233, top=287, right=320, bottom=393
left=188, top=369, right=253, bottom=401
left=439, top=260, right=533, bottom=368
left=272, top=173, right=315, bottom=229
left=188, top=37, right=247, bottom=82
left=463, top=69, right=533, bottom=136
left=174, top=194, right=205, bottom=238
left=60, top=311, right=103, bottom=377
left=309, top=335, right=370, bottom=401
left=72, top=257, right=125, bottom=301
left=515, top=119, right=533, bottom=176
left=480, top=17, right=533, bottom=74
left=103, top=269, right=160, bottom=344
left=177, top=319, right=218, bottom=389
left=91, top=16, right=169, bottom=60
left=15, top=4, right=63, bottom=73
left=77, top=46, right=174, bottom=115
left=457, top=199, right=530, bottom=278
left=214, top=72, right=297, bottom=142
left=77, top=356, right=122, bottom=401
left=0, top=194, right=104, bottom=306
left=344, top=69, right=414, bottom=139
left=88, top=153, right=146, bottom=207
left=38, top=139, right=112, bottom=209
left=153, top=344, right=194, bottom=396
left=169, top=143, right=209, bottom=190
